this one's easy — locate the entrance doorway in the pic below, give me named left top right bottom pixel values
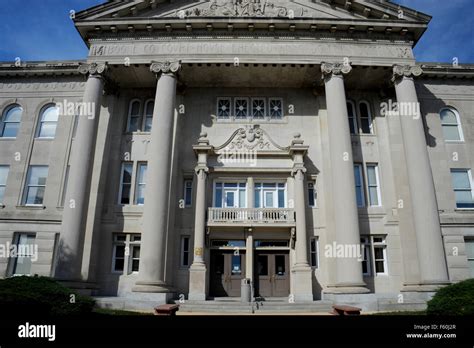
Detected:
left=254, top=251, right=290, bottom=298
left=210, top=250, right=246, bottom=297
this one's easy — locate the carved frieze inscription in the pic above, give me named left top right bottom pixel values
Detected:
left=0, top=81, right=86, bottom=91
left=90, top=41, right=414, bottom=60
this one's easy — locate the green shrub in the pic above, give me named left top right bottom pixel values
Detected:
left=427, top=279, right=474, bottom=315
left=0, top=276, right=95, bottom=316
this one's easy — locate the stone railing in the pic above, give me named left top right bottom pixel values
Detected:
left=208, top=208, right=295, bottom=224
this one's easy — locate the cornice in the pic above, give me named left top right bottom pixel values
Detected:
left=0, top=61, right=86, bottom=77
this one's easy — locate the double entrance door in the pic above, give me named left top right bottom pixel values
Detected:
left=254, top=251, right=290, bottom=298
left=210, top=250, right=246, bottom=297
left=209, top=249, right=290, bottom=298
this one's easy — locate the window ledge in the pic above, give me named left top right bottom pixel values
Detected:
left=124, top=131, right=151, bottom=136
left=34, top=137, right=55, bottom=141
left=16, top=205, right=46, bottom=210
left=454, top=208, right=474, bottom=212
left=0, top=137, right=17, bottom=140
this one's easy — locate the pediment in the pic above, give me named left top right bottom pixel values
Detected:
left=214, top=125, right=289, bottom=154
left=76, top=0, right=430, bottom=22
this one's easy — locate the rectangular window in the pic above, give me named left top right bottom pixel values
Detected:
left=440, top=108, right=463, bottom=142
left=310, top=237, right=319, bottom=268
left=127, top=100, right=141, bottom=132
left=144, top=100, right=154, bottom=132
left=0, top=165, right=9, bottom=203
left=24, top=166, right=48, bottom=205
left=367, top=164, right=381, bottom=206
left=269, top=98, right=283, bottom=119
left=254, top=183, right=286, bottom=208
left=234, top=98, right=249, bottom=119
left=135, top=163, right=147, bottom=205
left=119, top=163, right=133, bottom=205
left=372, top=236, right=387, bottom=274
left=347, top=102, right=358, bottom=134
left=354, top=164, right=365, bottom=207
left=214, top=182, right=246, bottom=208
left=465, top=239, right=474, bottom=278
left=251, top=98, right=266, bottom=119
left=217, top=98, right=231, bottom=119
left=112, top=234, right=141, bottom=274
left=11, top=233, right=36, bottom=276
left=308, top=182, right=316, bottom=207
left=181, top=236, right=190, bottom=267
left=451, top=169, right=474, bottom=208
left=358, top=102, right=373, bottom=134
left=360, top=237, right=371, bottom=276
left=184, top=179, right=193, bottom=207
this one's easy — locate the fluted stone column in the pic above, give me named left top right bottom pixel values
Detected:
left=55, top=62, right=107, bottom=281
left=133, top=61, right=181, bottom=293
left=189, top=133, right=211, bottom=301
left=290, top=135, right=313, bottom=301
left=392, top=65, right=449, bottom=286
left=246, top=177, right=255, bottom=282
left=321, top=62, right=368, bottom=293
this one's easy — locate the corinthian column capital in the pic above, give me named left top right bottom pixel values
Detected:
left=392, top=64, right=423, bottom=82
left=321, top=61, right=352, bottom=79
left=78, top=62, right=108, bottom=77
left=150, top=60, right=182, bottom=77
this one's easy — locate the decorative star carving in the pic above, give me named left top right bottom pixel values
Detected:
left=321, top=62, right=352, bottom=78
left=150, top=60, right=182, bottom=75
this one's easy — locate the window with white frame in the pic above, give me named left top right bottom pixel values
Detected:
left=465, top=239, right=474, bottom=278
left=184, top=179, right=193, bottom=207
left=119, top=163, right=133, bottom=205
left=10, top=233, right=36, bottom=276
left=307, top=182, right=316, bottom=207
left=37, top=105, right=59, bottom=138
left=23, top=166, right=48, bottom=205
left=347, top=101, right=358, bottom=134
left=310, top=237, right=319, bottom=268
left=135, top=163, right=147, bottom=205
left=234, top=98, right=249, bottom=119
left=354, top=164, right=365, bottom=207
left=440, top=107, right=463, bottom=142
left=180, top=236, right=190, bottom=267
left=451, top=169, right=474, bottom=209
left=254, top=183, right=285, bottom=208
left=269, top=98, right=283, bottom=119
left=372, top=236, right=387, bottom=274
left=112, top=234, right=141, bottom=274
left=358, top=101, right=373, bottom=134
left=214, top=182, right=247, bottom=208
left=0, top=165, right=9, bottom=203
left=251, top=98, right=266, bottom=119
left=1, top=104, right=22, bottom=138
left=143, top=100, right=154, bottom=132
left=366, top=164, right=381, bottom=206
left=127, top=100, right=141, bottom=132
left=217, top=98, right=231, bottom=119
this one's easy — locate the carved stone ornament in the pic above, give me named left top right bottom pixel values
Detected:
left=78, top=62, right=108, bottom=76
left=150, top=60, right=181, bottom=75
left=392, top=65, right=423, bottom=81
left=172, top=0, right=309, bottom=18
left=321, top=62, right=352, bottom=78
left=215, top=124, right=288, bottom=152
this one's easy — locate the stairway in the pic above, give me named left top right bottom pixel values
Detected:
left=174, top=298, right=333, bottom=314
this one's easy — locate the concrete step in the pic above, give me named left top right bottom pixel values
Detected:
left=175, top=300, right=333, bottom=313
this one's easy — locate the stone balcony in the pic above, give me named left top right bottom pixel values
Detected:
left=207, top=208, right=295, bottom=227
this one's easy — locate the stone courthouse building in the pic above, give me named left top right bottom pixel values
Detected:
left=0, top=0, right=473, bottom=311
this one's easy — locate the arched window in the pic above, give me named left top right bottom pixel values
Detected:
left=127, top=99, right=141, bottom=132
left=358, top=101, right=373, bottom=134
left=346, top=101, right=357, bottom=134
left=143, top=100, right=154, bottom=132
left=1, top=105, right=22, bottom=138
left=440, top=107, right=463, bottom=142
left=37, top=104, right=59, bottom=138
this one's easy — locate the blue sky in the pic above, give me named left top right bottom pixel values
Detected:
left=0, top=0, right=472, bottom=63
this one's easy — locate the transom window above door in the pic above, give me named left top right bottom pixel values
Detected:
left=214, top=182, right=247, bottom=208
left=216, top=97, right=284, bottom=121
